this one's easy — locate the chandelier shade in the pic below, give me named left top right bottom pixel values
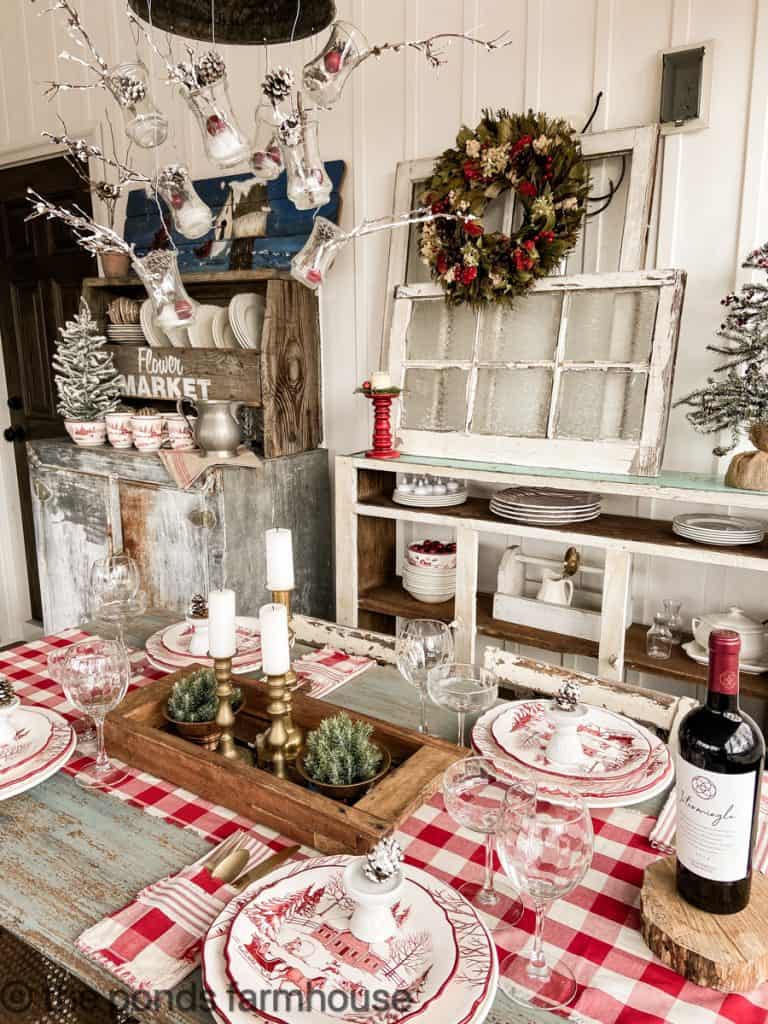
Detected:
left=127, top=0, right=336, bottom=44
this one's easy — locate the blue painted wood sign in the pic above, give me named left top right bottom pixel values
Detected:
left=124, top=160, right=345, bottom=272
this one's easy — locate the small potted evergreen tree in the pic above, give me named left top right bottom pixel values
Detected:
left=53, top=299, right=121, bottom=447
left=296, top=712, right=390, bottom=801
left=164, top=668, right=242, bottom=750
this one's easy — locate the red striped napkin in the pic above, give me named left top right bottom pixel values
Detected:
left=649, top=776, right=768, bottom=872
left=76, top=832, right=272, bottom=991
left=293, top=646, right=375, bottom=699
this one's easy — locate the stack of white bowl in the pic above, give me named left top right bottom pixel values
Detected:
left=402, top=541, right=456, bottom=604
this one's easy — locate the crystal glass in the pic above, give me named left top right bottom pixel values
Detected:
left=290, top=216, right=346, bottom=289
left=496, top=783, right=594, bottom=1009
left=302, top=20, right=370, bottom=108
left=428, top=663, right=498, bottom=746
left=443, top=755, right=535, bottom=916
left=646, top=612, right=673, bottom=659
left=89, top=553, right=146, bottom=645
left=47, top=646, right=95, bottom=748
left=663, top=599, right=683, bottom=644
left=134, top=249, right=199, bottom=330
left=155, top=165, right=213, bottom=240
left=108, top=61, right=168, bottom=149
left=55, top=638, right=131, bottom=788
left=280, top=116, right=332, bottom=211
left=182, top=77, right=249, bottom=168
left=250, top=105, right=284, bottom=181
left=395, top=619, right=454, bottom=735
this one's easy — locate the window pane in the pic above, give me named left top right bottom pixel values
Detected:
left=565, top=153, right=631, bottom=274
left=564, top=287, right=657, bottom=362
left=402, top=367, right=469, bottom=431
left=477, top=293, right=562, bottom=362
left=406, top=300, right=476, bottom=361
left=405, top=179, right=433, bottom=283
left=555, top=369, right=648, bottom=440
left=470, top=367, right=553, bottom=437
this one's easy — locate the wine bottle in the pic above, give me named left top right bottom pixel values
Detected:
left=676, top=629, right=765, bottom=914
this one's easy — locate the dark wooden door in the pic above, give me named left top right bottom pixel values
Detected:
left=0, top=156, right=96, bottom=621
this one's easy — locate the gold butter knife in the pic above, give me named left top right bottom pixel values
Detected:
left=233, top=844, right=300, bottom=892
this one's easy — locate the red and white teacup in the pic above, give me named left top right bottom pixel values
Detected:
left=64, top=420, right=107, bottom=447
left=131, top=415, right=166, bottom=451
left=163, top=413, right=197, bottom=450
left=105, top=412, right=134, bottom=449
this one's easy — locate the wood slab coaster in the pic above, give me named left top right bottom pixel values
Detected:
left=640, top=856, right=768, bottom=992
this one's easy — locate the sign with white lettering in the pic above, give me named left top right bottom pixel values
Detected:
left=105, top=345, right=262, bottom=404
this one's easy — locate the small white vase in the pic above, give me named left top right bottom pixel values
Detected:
left=0, top=697, right=20, bottom=746
left=187, top=616, right=210, bottom=657
left=545, top=703, right=588, bottom=767
left=343, top=858, right=404, bottom=943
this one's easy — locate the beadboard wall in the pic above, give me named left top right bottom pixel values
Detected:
left=0, top=0, right=767, bottom=701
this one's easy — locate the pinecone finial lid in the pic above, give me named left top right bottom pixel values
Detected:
left=554, top=680, right=581, bottom=712
left=0, top=677, right=15, bottom=707
left=363, top=836, right=403, bottom=884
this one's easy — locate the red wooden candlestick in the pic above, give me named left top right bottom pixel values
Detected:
left=366, top=393, right=400, bottom=459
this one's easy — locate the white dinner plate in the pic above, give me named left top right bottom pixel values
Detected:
left=0, top=707, right=75, bottom=801
left=230, top=293, right=266, bottom=350
left=140, top=299, right=172, bottom=348
left=673, top=513, right=765, bottom=534
left=212, top=306, right=237, bottom=350
left=187, top=304, right=220, bottom=349
left=682, top=640, right=768, bottom=675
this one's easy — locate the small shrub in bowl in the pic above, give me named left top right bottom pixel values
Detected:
left=296, top=712, right=390, bottom=801
left=164, top=668, right=242, bottom=750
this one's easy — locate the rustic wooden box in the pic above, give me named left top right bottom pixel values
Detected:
left=104, top=670, right=465, bottom=854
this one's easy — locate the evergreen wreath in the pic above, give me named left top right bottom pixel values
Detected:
left=419, top=109, right=589, bottom=306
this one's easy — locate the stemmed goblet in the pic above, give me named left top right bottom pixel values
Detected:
left=496, top=782, right=594, bottom=1009
left=395, top=619, right=454, bottom=735
left=48, top=646, right=96, bottom=748
left=89, top=553, right=147, bottom=645
left=442, top=755, right=535, bottom=920
left=56, top=638, right=131, bottom=789
left=428, top=662, right=498, bottom=746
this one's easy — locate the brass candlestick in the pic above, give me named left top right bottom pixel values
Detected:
left=258, top=671, right=291, bottom=779
left=270, top=588, right=303, bottom=760
left=214, top=656, right=251, bottom=763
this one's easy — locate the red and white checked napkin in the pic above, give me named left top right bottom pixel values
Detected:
left=649, top=775, right=768, bottom=872
left=294, top=645, right=375, bottom=699
left=76, top=831, right=272, bottom=991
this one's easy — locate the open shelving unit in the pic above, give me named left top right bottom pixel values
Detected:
left=336, top=453, right=768, bottom=702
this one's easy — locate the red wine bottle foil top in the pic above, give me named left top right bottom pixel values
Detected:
left=709, top=629, right=740, bottom=696
left=709, top=628, right=741, bottom=652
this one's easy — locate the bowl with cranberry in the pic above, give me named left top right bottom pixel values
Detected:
left=407, top=540, right=457, bottom=571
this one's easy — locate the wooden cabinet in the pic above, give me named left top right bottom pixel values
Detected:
left=29, top=440, right=333, bottom=633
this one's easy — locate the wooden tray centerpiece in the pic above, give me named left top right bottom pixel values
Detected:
left=104, top=667, right=465, bottom=854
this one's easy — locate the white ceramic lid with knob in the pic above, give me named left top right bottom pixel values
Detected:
left=691, top=607, right=768, bottom=662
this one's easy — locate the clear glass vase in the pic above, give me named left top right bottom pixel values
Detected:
left=183, top=78, right=249, bottom=168
left=290, top=216, right=346, bottom=289
left=108, top=61, right=169, bottom=149
left=250, top=105, right=284, bottom=181
left=280, top=116, right=332, bottom=211
left=155, top=165, right=213, bottom=240
left=133, top=249, right=198, bottom=330
left=302, top=20, right=370, bottom=108
left=646, top=613, right=673, bottom=660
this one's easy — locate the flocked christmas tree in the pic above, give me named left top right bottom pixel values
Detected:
left=52, top=299, right=121, bottom=422
left=675, top=242, right=768, bottom=455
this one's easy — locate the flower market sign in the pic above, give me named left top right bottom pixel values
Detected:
left=106, top=345, right=262, bottom=403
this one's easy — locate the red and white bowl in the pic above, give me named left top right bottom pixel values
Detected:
left=408, top=541, right=457, bottom=570
left=65, top=420, right=107, bottom=447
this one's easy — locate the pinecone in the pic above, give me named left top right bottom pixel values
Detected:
left=363, top=837, right=403, bottom=884
left=262, top=66, right=294, bottom=103
left=113, top=73, right=146, bottom=107
left=0, top=678, right=15, bottom=707
left=195, top=50, right=226, bottom=88
left=135, top=406, right=159, bottom=417
left=554, top=680, right=581, bottom=712
left=278, top=114, right=302, bottom=148
left=190, top=593, right=208, bottom=619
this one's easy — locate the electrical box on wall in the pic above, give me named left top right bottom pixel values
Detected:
left=658, top=40, right=713, bottom=134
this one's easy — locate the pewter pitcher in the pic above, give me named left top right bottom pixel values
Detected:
left=177, top=398, right=244, bottom=458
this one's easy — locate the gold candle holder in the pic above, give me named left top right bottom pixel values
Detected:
left=270, top=588, right=303, bottom=760
left=214, top=655, right=251, bottom=763
left=258, top=671, right=291, bottom=779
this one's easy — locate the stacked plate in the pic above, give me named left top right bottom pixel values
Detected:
left=393, top=476, right=468, bottom=508
left=673, top=513, right=765, bottom=547
left=403, top=566, right=456, bottom=605
left=0, top=705, right=75, bottom=802
left=229, top=293, right=265, bottom=350
left=203, top=855, right=498, bottom=1024
left=490, top=487, right=601, bottom=525
left=106, top=324, right=146, bottom=344
left=472, top=700, right=673, bottom=809
left=145, top=618, right=262, bottom=675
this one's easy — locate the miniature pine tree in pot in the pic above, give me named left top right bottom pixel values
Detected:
left=297, top=711, right=390, bottom=800
left=165, top=668, right=242, bottom=750
left=53, top=299, right=121, bottom=447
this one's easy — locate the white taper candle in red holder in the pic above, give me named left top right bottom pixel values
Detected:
left=265, top=529, right=295, bottom=592
left=260, top=603, right=291, bottom=676
left=208, top=589, right=236, bottom=658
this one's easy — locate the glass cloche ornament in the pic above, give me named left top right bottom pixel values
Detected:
left=302, top=21, right=370, bottom=108
left=250, top=104, right=284, bottom=182
left=134, top=249, right=198, bottom=330
left=290, top=216, right=345, bottom=289
left=108, top=61, right=168, bottom=149
left=179, top=52, right=248, bottom=169
left=279, top=114, right=332, bottom=211
left=155, top=165, right=213, bottom=240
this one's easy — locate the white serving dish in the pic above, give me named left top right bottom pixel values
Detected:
left=690, top=606, right=767, bottom=662
left=407, top=543, right=457, bottom=570
left=682, top=639, right=768, bottom=675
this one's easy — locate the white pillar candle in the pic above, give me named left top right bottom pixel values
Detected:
left=260, top=602, right=291, bottom=676
left=370, top=371, right=391, bottom=390
left=265, top=528, right=295, bottom=591
left=208, top=588, right=237, bottom=658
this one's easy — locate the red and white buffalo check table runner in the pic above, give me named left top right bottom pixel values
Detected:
left=2, top=630, right=767, bottom=1023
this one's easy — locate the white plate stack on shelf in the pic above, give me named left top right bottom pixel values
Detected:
left=229, top=293, right=265, bottom=350
left=403, top=540, right=456, bottom=605
left=490, top=487, right=601, bottom=525
left=672, top=513, right=765, bottom=547
left=393, top=475, right=468, bottom=507
left=144, top=617, right=262, bottom=675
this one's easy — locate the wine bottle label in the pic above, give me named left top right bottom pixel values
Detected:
left=676, top=757, right=756, bottom=882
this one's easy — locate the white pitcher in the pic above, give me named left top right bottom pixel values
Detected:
left=536, top=571, right=574, bottom=606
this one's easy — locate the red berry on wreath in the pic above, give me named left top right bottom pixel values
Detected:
left=518, top=181, right=537, bottom=198
left=462, top=160, right=481, bottom=180
left=461, top=266, right=478, bottom=285
left=436, top=252, right=448, bottom=274
left=324, top=48, right=343, bottom=74
left=464, top=220, right=484, bottom=237
left=206, top=114, right=226, bottom=136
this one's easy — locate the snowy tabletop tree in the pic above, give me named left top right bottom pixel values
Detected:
left=52, top=299, right=121, bottom=422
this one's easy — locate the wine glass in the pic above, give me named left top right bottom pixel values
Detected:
left=427, top=662, right=498, bottom=746
left=48, top=646, right=96, bottom=748
left=57, top=638, right=131, bottom=789
left=442, top=755, right=535, bottom=918
left=496, top=782, right=594, bottom=1009
left=89, top=553, right=146, bottom=644
left=395, top=619, right=454, bottom=735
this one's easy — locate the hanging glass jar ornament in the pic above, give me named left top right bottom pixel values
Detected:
left=279, top=115, right=333, bottom=211
left=302, top=21, right=370, bottom=108
left=108, top=61, right=169, bottom=149
left=134, top=249, right=198, bottom=330
left=183, top=76, right=249, bottom=169
left=291, top=216, right=346, bottom=289
left=155, top=165, right=213, bottom=240
left=250, top=105, right=284, bottom=182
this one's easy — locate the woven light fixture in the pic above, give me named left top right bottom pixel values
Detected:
left=127, top=0, right=336, bottom=44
